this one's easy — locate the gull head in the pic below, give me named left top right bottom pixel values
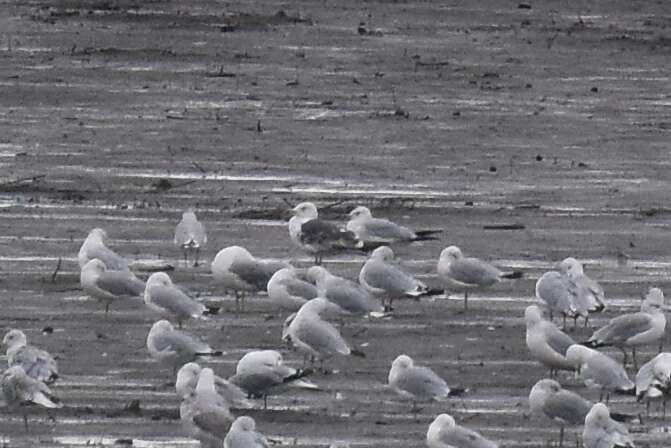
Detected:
left=231, top=415, right=256, bottom=432
left=370, top=246, right=394, bottom=262
left=559, top=257, right=583, bottom=276
left=348, top=206, right=372, bottom=219
left=147, top=272, right=173, bottom=288
left=306, top=266, right=329, bottom=283
left=175, top=362, right=202, bottom=397
left=2, top=329, right=27, bottom=349
left=585, top=402, right=610, bottom=426
left=182, top=209, right=198, bottom=221
left=643, top=287, right=665, bottom=310
left=150, top=319, right=174, bottom=335
left=439, top=246, right=463, bottom=262
left=82, top=258, right=108, bottom=274
left=88, top=228, right=108, bottom=243
left=292, top=202, right=318, bottom=219
left=391, top=354, right=414, bottom=371
left=524, top=305, right=544, bottom=326
left=566, top=344, right=592, bottom=367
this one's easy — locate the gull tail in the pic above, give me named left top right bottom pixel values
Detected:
left=283, top=368, right=315, bottom=384
left=195, top=350, right=224, bottom=357
left=33, top=392, right=63, bottom=409
left=406, top=287, right=443, bottom=299
left=447, top=386, right=468, bottom=397
left=412, top=230, right=443, bottom=241
left=501, top=270, right=523, bottom=280
left=611, top=411, right=639, bottom=423
left=580, top=340, right=602, bottom=348
left=614, top=387, right=637, bottom=396
left=350, top=348, right=366, bottom=358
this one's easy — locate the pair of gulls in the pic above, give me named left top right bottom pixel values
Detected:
left=535, top=257, right=606, bottom=328
left=0, top=330, right=61, bottom=428
left=526, top=287, right=667, bottom=374
left=176, top=363, right=269, bottom=448
left=529, top=378, right=635, bottom=448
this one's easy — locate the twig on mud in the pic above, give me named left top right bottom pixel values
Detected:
left=321, top=199, right=347, bottom=211
left=281, top=197, right=294, bottom=208
left=51, top=257, right=62, bottom=283
left=191, top=160, right=207, bottom=174
left=0, top=174, right=45, bottom=188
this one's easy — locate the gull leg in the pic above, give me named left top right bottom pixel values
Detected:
left=632, top=347, right=638, bottom=371
left=193, top=248, right=200, bottom=267
left=620, top=347, right=628, bottom=366
left=463, top=291, right=468, bottom=311
left=559, top=426, right=564, bottom=448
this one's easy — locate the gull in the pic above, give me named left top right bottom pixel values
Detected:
left=388, top=354, right=458, bottom=404
left=3, top=329, right=58, bottom=385
left=175, top=362, right=250, bottom=408
left=175, top=209, right=207, bottom=267
left=146, top=320, right=222, bottom=373
left=267, top=267, right=318, bottom=311
left=525, top=305, right=576, bottom=375
left=78, top=227, right=128, bottom=270
left=560, top=258, right=606, bottom=327
left=289, top=201, right=362, bottom=264
left=211, top=245, right=290, bottom=311
left=180, top=367, right=235, bottom=448
left=535, top=270, right=577, bottom=327
left=346, top=205, right=441, bottom=245
left=426, top=413, right=498, bottom=448
left=583, top=403, right=635, bottom=448
left=529, top=379, right=629, bottom=448
left=307, top=266, right=382, bottom=315
left=0, top=365, right=62, bottom=430
left=360, top=246, right=436, bottom=311
left=228, top=349, right=318, bottom=408
left=144, top=272, right=207, bottom=327
left=566, top=344, right=634, bottom=402
left=635, top=352, right=671, bottom=416
left=586, top=287, right=666, bottom=369
left=283, top=298, right=365, bottom=364
left=437, top=245, right=523, bottom=311
left=224, top=416, right=269, bottom=448
left=80, top=259, right=145, bottom=314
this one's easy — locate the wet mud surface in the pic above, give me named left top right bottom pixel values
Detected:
left=1, top=0, right=671, bottom=446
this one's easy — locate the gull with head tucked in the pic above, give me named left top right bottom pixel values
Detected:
left=437, top=245, right=522, bottom=311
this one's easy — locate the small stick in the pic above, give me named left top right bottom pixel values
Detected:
left=51, top=257, right=62, bottom=283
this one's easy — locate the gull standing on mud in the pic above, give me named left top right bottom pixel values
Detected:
left=78, top=227, right=129, bottom=270
left=289, top=201, right=361, bottom=264
left=267, top=267, right=318, bottom=311
left=283, top=298, right=364, bottom=364
left=146, top=320, right=222, bottom=372
left=211, top=245, right=290, bottom=311
left=635, top=352, right=671, bottom=416
left=426, top=413, right=498, bottom=448
left=175, top=208, right=207, bottom=267
left=228, top=350, right=317, bottom=407
left=180, top=367, right=235, bottom=448
left=80, top=258, right=145, bottom=314
left=144, top=272, right=207, bottom=327
left=585, top=287, right=666, bottom=369
left=437, top=245, right=522, bottom=311
left=3, top=329, right=58, bottom=385
left=560, top=257, right=606, bottom=326
left=224, top=416, right=269, bottom=448
left=360, top=246, right=435, bottom=311
left=525, top=305, right=576, bottom=375
left=583, top=403, right=635, bottom=448
left=535, top=270, right=577, bottom=327
left=0, top=365, right=62, bottom=429
left=566, top=344, right=634, bottom=402
left=307, top=266, right=382, bottom=315
left=388, top=354, right=458, bottom=403
left=346, top=205, right=441, bottom=245
left=529, top=378, right=596, bottom=447
left=175, top=362, right=250, bottom=408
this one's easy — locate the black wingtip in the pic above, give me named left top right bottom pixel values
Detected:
left=502, top=270, right=524, bottom=280
left=414, top=229, right=443, bottom=238
left=448, top=386, right=467, bottom=397
left=350, top=348, right=366, bottom=358
left=424, top=287, right=445, bottom=297
left=580, top=340, right=600, bottom=348
left=195, top=350, right=223, bottom=357
left=611, top=412, right=637, bottom=423
left=283, top=368, right=314, bottom=384
left=614, top=387, right=637, bottom=396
